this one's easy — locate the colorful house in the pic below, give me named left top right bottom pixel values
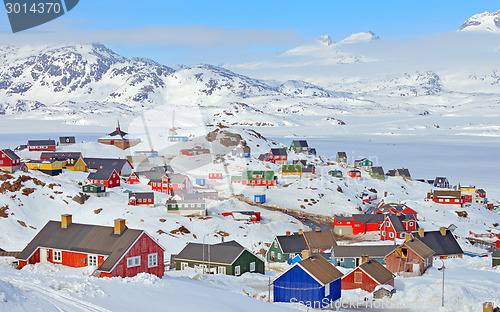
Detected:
left=97, top=120, right=141, bottom=150
left=412, top=228, right=463, bottom=260
left=375, top=203, right=418, bottom=219
left=433, top=177, right=450, bottom=188
left=128, top=192, right=154, bottom=206
left=149, top=173, right=193, bottom=195
left=58, top=136, right=76, bottom=146
left=426, top=190, right=462, bottom=205
left=328, top=170, right=343, bottom=178
left=380, top=214, right=418, bottom=241
left=82, top=183, right=106, bottom=197
left=84, top=158, right=133, bottom=176
left=341, top=260, right=394, bottom=292
left=333, top=214, right=385, bottom=236
left=269, top=148, right=288, bottom=164
left=27, top=140, right=56, bottom=152
left=347, top=170, right=361, bottom=178
left=167, top=135, right=189, bottom=142
left=180, top=148, right=210, bottom=156
left=231, top=145, right=251, bottom=158
left=303, top=229, right=337, bottom=254
left=384, top=239, right=434, bottom=276
left=336, top=152, right=347, bottom=164
left=267, top=233, right=308, bottom=263
left=0, top=149, right=21, bottom=173
left=354, top=158, right=373, bottom=171
left=254, top=194, right=266, bottom=203
left=125, top=172, right=140, bottom=185
left=40, top=152, right=87, bottom=171
left=281, top=164, right=302, bottom=178
left=369, top=166, right=385, bottom=180
left=65, top=157, right=88, bottom=172
left=87, top=169, right=120, bottom=188
left=133, top=150, right=159, bottom=158
left=332, top=245, right=396, bottom=268
left=26, top=160, right=63, bottom=176
left=231, top=170, right=277, bottom=187
left=208, top=172, right=223, bottom=179
left=386, top=168, right=411, bottom=180
left=272, top=254, right=343, bottom=308
left=166, top=198, right=206, bottom=216
left=289, top=140, right=309, bottom=154
left=16, top=215, right=165, bottom=278
left=175, top=240, right=264, bottom=276
left=222, top=211, right=261, bottom=222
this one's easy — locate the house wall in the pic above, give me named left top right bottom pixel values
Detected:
left=334, top=256, right=386, bottom=269
left=109, top=233, right=164, bottom=278
left=334, top=226, right=353, bottom=236
left=385, top=247, right=431, bottom=275
left=232, top=250, right=265, bottom=275
left=267, top=238, right=288, bottom=262
left=273, top=265, right=341, bottom=308
left=341, top=268, right=393, bottom=292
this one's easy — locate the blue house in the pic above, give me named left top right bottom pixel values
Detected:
left=195, top=178, right=206, bottom=186
left=433, top=177, right=449, bottom=188
left=331, top=245, right=396, bottom=269
left=273, top=254, right=343, bottom=308
left=287, top=254, right=303, bottom=265
left=231, top=145, right=251, bottom=158
left=254, top=194, right=266, bottom=203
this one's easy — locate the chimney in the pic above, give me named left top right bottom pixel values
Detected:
left=418, top=228, right=424, bottom=237
left=315, top=227, right=321, bottom=232
left=114, top=219, right=126, bottom=235
left=440, top=227, right=446, bottom=236
left=396, top=212, right=401, bottom=216
left=298, top=229, right=303, bottom=235
left=286, top=231, right=291, bottom=236
left=61, top=214, right=72, bottom=228
left=405, top=234, right=412, bottom=242
left=301, top=249, right=310, bottom=259
left=483, top=302, right=493, bottom=312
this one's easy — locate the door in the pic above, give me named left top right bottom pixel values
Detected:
left=40, top=248, right=47, bottom=263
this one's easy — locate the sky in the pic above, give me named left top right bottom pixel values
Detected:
left=0, top=1, right=498, bottom=65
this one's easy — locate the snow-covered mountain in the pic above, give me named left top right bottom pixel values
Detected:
left=459, top=10, right=500, bottom=33
left=337, top=31, right=380, bottom=45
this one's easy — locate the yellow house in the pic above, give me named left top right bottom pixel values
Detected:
left=460, top=186, right=476, bottom=194
left=26, top=160, right=64, bottom=176
left=65, top=157, right=88, bottom=172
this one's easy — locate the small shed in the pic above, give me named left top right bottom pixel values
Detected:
left=254, top=194, right=266, bottom=203
left=195, top=178, right=206, bottom=186
left=347, top=170, right=361, bottom=178
left=82, top=183, right=107, bottom=197
left=128, top=192, right=154, bottom=206
left=273, top=254, right=343, bottom=308
left=373, top=285, right=395, bottom=299
left=329, top=170, right=343, bottom=178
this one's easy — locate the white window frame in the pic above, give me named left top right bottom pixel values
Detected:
left=181, top=262, right=188, bottom=270
left=148, top=253, right=158, bottom=268
left=88, top=255, right=98, bottom=266
left=389, top=232, right=395, bottom=238
left=235, top=265, right=241, bottom=276
left=218, top=266, right=226, bottom=274
left=325, top=282, right=330, bottom=297
left=277, top=253, right=282, bottom=260
left=53, top=250, right=62, bottom=262
left=127, top=256, right=141, bottom=268
left=250, top=262, right=256, bottom=272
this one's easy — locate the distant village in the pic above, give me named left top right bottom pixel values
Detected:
left=1, top=120, right=499, bottom=310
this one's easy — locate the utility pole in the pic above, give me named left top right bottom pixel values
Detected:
left=438, top=259, right=445, bottom=307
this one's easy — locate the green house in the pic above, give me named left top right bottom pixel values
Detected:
left=82, top=183, right=106, bottom=197
left=281, top=164, right=302, bottom=177
left=369, top=166, right=385, bottom=180
left=354, top=158, right=373, bottom=170
left=289, top=140, right=309, bottom=153
left=175, top=241, right=264, bottom=275
left=493, top=249, right=500, bottom=268
left=267, top=234, right=308, bottom=263
left=328, top=170, right=343, bottom=178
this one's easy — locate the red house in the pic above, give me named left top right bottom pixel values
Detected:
left=208, top=172, right=223, bottom=179
left=16, top=215, right=165, bottom=278
left=222, top=211, right=261, bottom=222
left=128, top=192, right=154, bottom=206
left=268, top=148, right=287, bottom=164
left=87, top=169, right=120, bottom=188
left=375, top=203, right=418, bottom=219
left=180, top=148, right=210, bottom=156
left=347, top=170, right=361, bottom=178
left=334, top=214, right=385, bottom=235
left=341, top=260, right=395, bottom=292
left=0, top=149, right=21, bottom=173
left=125, top=172, right=140, bottom=184
left=426, top=190, right=462, bottom=205
left=149, top=173, right=192, bottom=195
left=380, top=214, right=417, bottom=241
left=27, top=140, right=56, bottom=152
left=384, top=239, right=434, bottom=276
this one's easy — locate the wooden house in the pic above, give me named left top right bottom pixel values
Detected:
left=125, top=172, right=140, bottom=185
left=26, top=160, right=63, bottom=176
left=269, top=148, right=288, bottom=164
left=16, top=215, right=165, bottom=278
left=328, top=170, right=343, bottom=178
left=87, top=169, right=120, bottom=188
left=281, top=164, right=302, bottom=178
left=27, top=140, right=56, bottom=152
left=231, top=145, right=251, bottom=158
left=195, top=178, right=205, bottom=186
left=333, top=216, right=355, bottom=235
left=354, top=158, right=373, bottom=171
left=370, top=166, right=385, bottom=180
left=40, top=152, right=87, bottom=171
left=208, top=172, right=223, bottom=180
left=0, top=149, right=21, bottom=173
left=175, top=240, right=264, bottom=276
left=133, top=150, right=159, bottom=158
left=84, top=158, right=133, bottom=176
left=149, top=173, right=193, bottom=195
left=426, top=190, right=462, bottom=205
left=82, top=183, right=106, bottom=197
left=341, top=260, right=395, bottom=292
left=272, top=254, right=343, bottom=308
left=58, top=136, right=76, bottom=146
left=180, top=148, right=211, bottom=156
left=97, top=121, right=141, bottom=150
left=493, top=249, right=500, bottom=268
left=412, top=227, right=463, bottom=260
left=384, top=239, right=434, bottom=276
left=347, top=170, right=361, bottom=178
left=222, top=211, right=261, bottom=222
left=167, top=135, right=189, bottom=142
left=166, top=198, right=206, bottom=216
left=380, top=214, right=418, bottom=241
left=128, top=192, right=154, bottom=206
left=333, top=214, right=385, bottom=236
left=303, top=229, right=337, bottom=254
left=289, top=140, right=309, bottom=154
left=386, top=168, right=411, bottom=180
left=267, top=233, right=308, bottom=263
left=336, top=152, right=347, bottom=164
left=231, top=170, right=277, bottom=187
left=332, top=245, right=396, bottom=268
left=375, top=203, right=418, bottom=219
left=65, top=157, right=88, bottom=172
left=433, top=177, right=450, bottom=188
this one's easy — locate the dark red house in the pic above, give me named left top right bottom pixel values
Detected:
left=180, top=148, right=210, bottom=156
left=384, top=239, right=434, bottom=276
left=16, top=215, right=165, bottom=278
left=149, top=173, right=192, bottom=195
left=380, top=214, right=417, bottom=241
left=27, top=140, right=56, bottom=152
left=375, top=203, right=418, bottom=219
left=347, top=170, right=361, bottom=178
left=87, top=169, right=120, bottom=188
left=0, top=149, right=21, bottom=173
left=208, top=172, right=223, bottom=179
left=426, top=190, right=462, bottom=205
left=341, top=260, right=394, bottom=292
left=125, top=172, right=140, bottom=184
left=128, top=192, right=154, bottom=206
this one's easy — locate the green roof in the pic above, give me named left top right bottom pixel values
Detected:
left=242, top=170, right=275, bottom=181
left=282, top=164, right=302, bottom=173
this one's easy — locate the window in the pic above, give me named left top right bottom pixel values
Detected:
left=127, top=256, right=141, bottom=268
left=53, top=250, right=62, bottom=262
left=289, top=253, right=295, bottom=258
left=271, top=251, right=275, bottom=259
left=274, top=241, right=277, bottom=248
left=88, top=255, right=98, bottom=266
left=386, top=221, right=390, bottom=227
left=148, top=253, right=158, bottom=268
left=0, top=160, right=3, bottom=164
left=218, top=266, right=226, bottom=274
left=382, top=231, right=385, bottom=236
left=354, top=272, right=362, bottom=283
left=277, top=253, right=281, bottom=260
left=389, top=232, right=394, bottom=238
left=325, top=283, right=330, bottom=296
left=445, top=199, right=450, bottom=202
left=250, top=262, right=256, bottom=272
left=235, top=265, right=241, bottom=276
left=181, top=262, right=188, bottom=270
